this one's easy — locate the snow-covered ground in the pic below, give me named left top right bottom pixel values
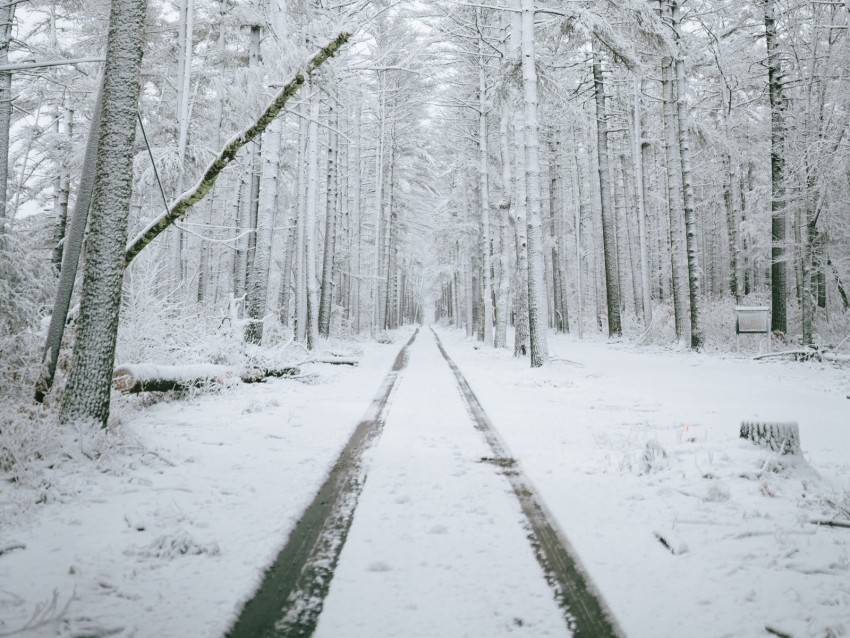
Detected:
left=314, top=330, right=567, bottom=638
left=0, top=338, right=403, bottom=637
left=439, top=329, right=850, bottom=638
left=2, top=328, right=849, bottom=637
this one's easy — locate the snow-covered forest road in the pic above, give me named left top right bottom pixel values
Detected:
left=309, top=329, right=607, bottom=638
left=2, top=329, right=848, bottom=637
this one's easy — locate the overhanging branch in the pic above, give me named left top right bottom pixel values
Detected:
left=123, top=30, right=353, bottom=267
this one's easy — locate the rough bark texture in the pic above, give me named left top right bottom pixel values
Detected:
left=51, top=105, right=73, bottom=271
left=244, top=116, right=282, bottom=345
left=123, top=31, right=352, bottom=267
left=305, top=87, right=321, bottom=349
left=35, top=84, right=103, bottom=403
left=592, top=39, right=622, bottom=338
left=763, top=0, right=787, bottom=335
left=319, top=101, right=339, bottom=337
left=477, top=24, right=494, bottom=347
left=59, top=0, right=147, bottom=427
left=494, top=104, right=512, bottom=349
left=662, top=48, right=688, bottom=343
left=520, top=0, right=549, bottom=366
left=512, top=108, right=530, bottom=358
left=0, top=3, right=14, bottom=237
left=673, top=2, right=703, bottom=350
left=633, top=78, right=652, bottom=327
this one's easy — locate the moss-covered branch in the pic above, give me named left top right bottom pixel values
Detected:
left=124, top=30, right=352, bottom=267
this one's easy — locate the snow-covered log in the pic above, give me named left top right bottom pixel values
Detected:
left=113, top=364, right=234, bottom=393
left=740, top=421, right=801, bottom=455
left=113, top=363, right=303, bottom=392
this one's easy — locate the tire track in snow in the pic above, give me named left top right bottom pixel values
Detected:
left=432, top=329, right=624, bottom=638
left=226, top=329, right=418, bottom=638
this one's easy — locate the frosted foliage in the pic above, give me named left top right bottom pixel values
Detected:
left=0, top=234, right=53, bottom=400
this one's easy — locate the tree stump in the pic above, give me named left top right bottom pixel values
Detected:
left=740, top=421, right=801, bottom=455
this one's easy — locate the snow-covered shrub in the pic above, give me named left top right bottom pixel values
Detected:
left=620, top=439, right=669, bottom=475
left=634, top=302, right=676, bottom=347
left=0, top=232, right=54, bottom=405
left=374, top=330, right=395, bottom=344
left=0, top=403, right=133, bottom=511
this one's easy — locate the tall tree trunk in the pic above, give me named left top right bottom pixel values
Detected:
left=494, top=104, right=511, bottom=348
left=763, top=0, right=787, bottom=335
left=170, top=0, right=194, bottom=287
left=591, top=38, right=622, bottom=337
left=477, top=19, right=494, bottom=346
left=349, top=101, right=361, bottom=331
left=244, top=115, right=282, bottom=344
left=512, top=107, right=530, bottom=357
left=294, top=102, right=309, bottom=343
left=371, top=76, right=387, bottom=337
left=51, top=104, right=73, bottom=271
left=723, top=152, right=742, bottom=302
left=319, top=100, right=338, bottom=337
left=673, top=1, right=703, bottom=350
left=0, top=2, right=15, bottom=238
left=305, top=85, right=321, bottom=348
left=662, top=47, right=688, bottom=343
left=570, top=124, right=585, bottom=339
left=520, top=0, right=549, bottom=366
left=633, top=77, right=652, bottom=326
left=35, top=83, right=104, bottom=403
left=59, top=0, right=147, bottom=427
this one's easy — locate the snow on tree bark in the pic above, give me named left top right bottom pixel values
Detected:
left=477, top=16, right=494, bottom=347
left=661, top=45, right=688, bottom=344
left=762, top=0, right=788, bottom=335
left=305, top=85, right=321, bottom=349
left=59, top=0, right=147, bottom=427
left=520, top=0, right=549, bottom=367
left=0, top=2, right=14, bottom=238
left=244, top=116, right=282, bottom=345
left=319, top=100, right=339, bottom=337
left=591, top=38, right=622, bottom=338
left=494, top=104, right=512, bottom=349
left=673, top=2, right=704, bottom=350
left=35, top=82, right=104, bottom=403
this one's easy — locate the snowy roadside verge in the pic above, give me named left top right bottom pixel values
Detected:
left=437, top=328, right=850, bottom=638
left=0, top=335, right=405, bottom=638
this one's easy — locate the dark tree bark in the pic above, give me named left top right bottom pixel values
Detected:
left=591, top=39, right=622, bottom=337
left=763, top=0, right=787, bottom=334
left=59, top=0, right=147, bottom=427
